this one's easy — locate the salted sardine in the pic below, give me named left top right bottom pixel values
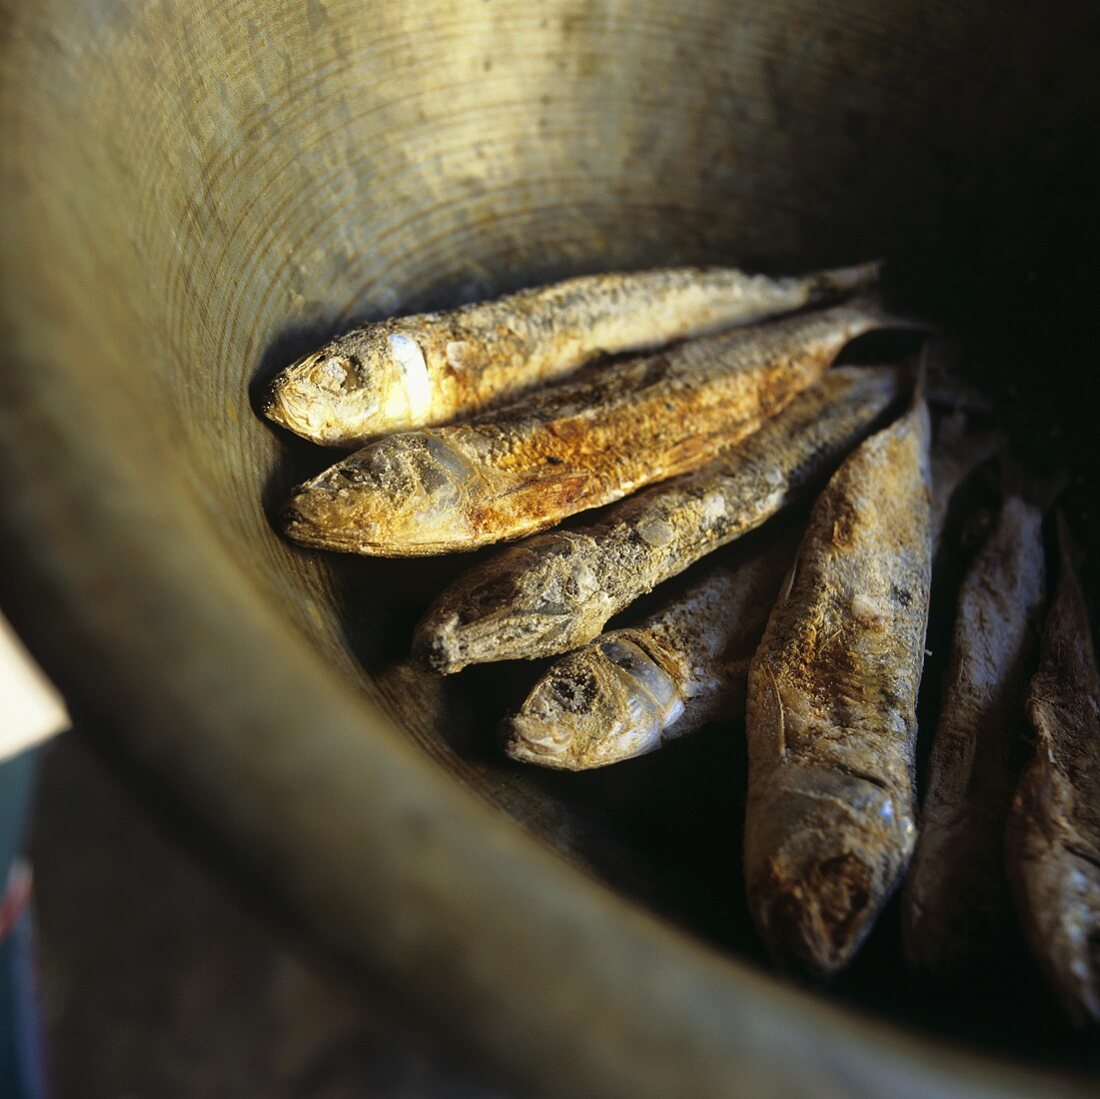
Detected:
left=1006, top=515, right=1100, bottom=1027
left=414, top=365, right=903, bottom=669
left=743, top=395, right=933, bottom=978
left=263, top=262, right=880, bottom=446
left=504, top=525, right=801, bottom=770
left=902, top=494, right=1046, bottom=974
left=281, top=301, right=897, bottom=557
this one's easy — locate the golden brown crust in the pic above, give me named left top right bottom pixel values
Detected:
left=1007, top=515, right=1100, bottom=1027
left=263, top=262, right=881, bottom=445
left=414, top=365, right=903, bottom=670
left=744, top=397, right=932, bottom=978
left=281, top=302, right=891, bottom=556
left=902, top=496, right=1045, bottom=974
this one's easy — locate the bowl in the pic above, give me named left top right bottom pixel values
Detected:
left=2, top=1, right=1098, bottom=1095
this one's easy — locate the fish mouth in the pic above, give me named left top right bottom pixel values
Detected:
left=745, top=768, right=916, bottom=977
left=279, top=492, right=382, bottom=553
left=279, top=493, right=463, bottom=557
left=261, top=374, right=296, bottom=430
left=263, top=372, right=344, bottom=442
left=758, top=852, right=877, bottom=979
left=503, top=713, right=579, bottom=770
left=410, top=622, right=463, bottom=674
left=414, top=604, right=591, bottom=672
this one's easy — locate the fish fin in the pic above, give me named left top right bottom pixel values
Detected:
left=846, top=294, right=938, bottom=334
left=761, top=663, right=788, bottom=761
left=777, top=554, right=799, bottom=607
left=913, top=342, right=931, bottom=401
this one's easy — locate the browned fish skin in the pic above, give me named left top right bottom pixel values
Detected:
left=743, top=396, right=932, bottom=978
left=1007, top=515, right=1100, bottom=1028
left=413, top=365, right=903, bottom=670
left=281, top=302, right=893, bottom=557
left=505, top=526, right=800, bottom=771
left=262, top=262, right=881, bottom=446
left=902, top=495, right=1046, bottom=974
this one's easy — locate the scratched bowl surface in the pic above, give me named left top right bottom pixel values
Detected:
left=2, top=2, right=1099, bottom=1096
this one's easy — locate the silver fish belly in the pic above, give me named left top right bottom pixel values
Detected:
left=263, top=261, right=881, bottom=446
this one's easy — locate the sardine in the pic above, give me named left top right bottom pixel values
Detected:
left=902, top=494, right=1046, bottom=974
left=414, top=365, right=904, bottom=669
left=504, top=525, right=801, bottom=771
left=281, top=301, right=898, bottom=557
left=1006, top=515, right=1100, bottom=1028
left=263, top=262, right=881, bottom=446
left=743, top=395, right=933, bottom=978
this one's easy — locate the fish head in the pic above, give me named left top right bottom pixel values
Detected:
left=263, top=329, right=434, bottom=446
left=280, top=431, right=484, bottom=554
left=411, top=533, right=617, bottom=673
left=504, top=634, right=684, bottom=771
left=745, top=766, right=915, bottom=978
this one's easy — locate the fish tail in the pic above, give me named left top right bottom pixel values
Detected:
left=843, top=293, right=937, bottom=334
left=814, top=259, right=885, bottom=297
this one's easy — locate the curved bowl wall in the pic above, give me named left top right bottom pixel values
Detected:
left=1, top=2, right=1098, bottom=1095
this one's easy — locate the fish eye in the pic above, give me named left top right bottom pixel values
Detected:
left=320, top=360, right=347, bottom=383
left=309, top=355, right=356, bottom=395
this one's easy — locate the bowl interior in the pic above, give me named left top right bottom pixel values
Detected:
left=7, top=0, right=1100, bottom=1082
